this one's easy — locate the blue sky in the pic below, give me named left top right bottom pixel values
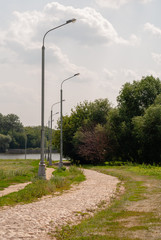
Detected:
left=0, top=0, right=161, bottom=126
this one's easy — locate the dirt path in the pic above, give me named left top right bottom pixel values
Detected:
left=98, top=168, right=161, bottom=240
left=0, top=169, right=119, bottom=240
left=124, top=175, right=161, bottom=240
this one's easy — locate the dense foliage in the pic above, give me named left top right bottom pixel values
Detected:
left=54, top=98, right=111, bottom=163
left=0, top=134, right=11, bottom=152
left=54, top=75, right=161, bottom=165
left=0, top=114, right=51, bottom=152
left=0, top=113, right=25, bottom=151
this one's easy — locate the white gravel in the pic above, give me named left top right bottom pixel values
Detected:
left=0, top=169, right=119, bottom=240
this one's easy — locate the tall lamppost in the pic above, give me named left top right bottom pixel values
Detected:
left=59, top=73, right=80, bottom=168
left=38, top=19, right=76, bottom=178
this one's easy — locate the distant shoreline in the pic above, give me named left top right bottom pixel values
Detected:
left=5, top=149, right=58, bottom=154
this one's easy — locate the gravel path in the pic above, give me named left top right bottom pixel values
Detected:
left=0, top=169, right=119, bottom=240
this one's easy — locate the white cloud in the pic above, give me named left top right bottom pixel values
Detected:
left=140, top=0, right=153, bottom=3
left=144, top=23, right=161, bottom=37
left=0, top=1, right=139, bottom=57
left=95, top=0, right=129, bottom=9
left=152, top=53, right=161, bottom=65
left=95, top=0, right=153, bottom=8
left=38, top=43, right=96, bottom=83
left=6, top=11, right=43, bottom=49
left=121, top=68, right=139, bottom=80
left=0, top=46, right=21, bottom=64
left=40, top=2, right=138, bottom=46
left=103, top=69, right=117, bottom=79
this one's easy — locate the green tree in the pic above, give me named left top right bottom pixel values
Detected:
left=73, top=124, right=111, bottom=164
left=9, top=131, right=26, bottom=149
left=24, top=126, right=41, bottom=148
left=114, top=75, right=161, bottom=162
left=55, top=99, right=111, bottom=161
left=117, top=75, right=161, bottom=120
left=133, top=103, right=161, bottom=164
left=0, top=113, right=3, bottom=133
left=3, top=114, right=23, bottom=135
left=0, top=134, right=11, bottom=152
left=0, top=113, right=24, bottom=149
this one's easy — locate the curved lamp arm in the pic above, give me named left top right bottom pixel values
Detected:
left=43, top=18, right=76, bottom=46
left=61, top=73, right=80, bottom=89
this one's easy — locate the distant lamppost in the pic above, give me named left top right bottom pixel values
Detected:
left=25, top=134, right=27, bottom=160
left=49, top=111, right=59, bottom=166
left=38, top=19, right=76, bottom=178
left=47, top=120, right=50, bottom=162
left=49, top=101, right=65, bottom=166
left=44, top=122, right=49, bottom=160
left=59, top=73, right=80, bottom=168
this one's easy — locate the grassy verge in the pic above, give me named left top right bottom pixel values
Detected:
left=0, top=159, right=39, bottom=190
left=0, top=165, right=85, bottom=207
left=53, top=164, right=161, bottom=240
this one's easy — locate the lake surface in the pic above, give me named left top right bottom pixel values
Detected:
left=0, top=153, right=65, bottom=160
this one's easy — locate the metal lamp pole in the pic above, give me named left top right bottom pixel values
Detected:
left=49, top=111, right=59, bottom=166
left=59, top=73, right=80, bottom=168
left=38, top=19, right=76, bottom=178
left=47, top=120, right=50, bottom=162
left=25, top=134, right=27, bottom=160
left=49, top=101, right=65, bottom=165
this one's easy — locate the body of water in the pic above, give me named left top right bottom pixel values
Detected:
left=0, top=153, right=65, bottom=160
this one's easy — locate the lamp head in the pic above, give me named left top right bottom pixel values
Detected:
left=74, top=73, right=80, bottom=76
left=66, top=18, right=76, bottom=24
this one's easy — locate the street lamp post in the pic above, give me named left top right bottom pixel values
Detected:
left=49, top=111, right=59, bottom=166
left=25, top=134, right=27, bottom=160
left=47, top=120, right=50, bottom=162
left=49, top=101, right=65, bottom=166
left=59, top=73, right=80, bottom=168
left=38, top=19, right=76, bottom=178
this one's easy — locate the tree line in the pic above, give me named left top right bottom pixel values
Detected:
left=0, top=114, right=42, bottom=152
left=1, top=75, right=161, bottom=165
left=54, top=75, right=161, bottom=165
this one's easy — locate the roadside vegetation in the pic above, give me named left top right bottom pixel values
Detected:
left=53, top=75, right=161, bottom=167
left=53, top=163, right=161, bottom=240
left=0, top=159, right=39, bottom=190
left=0, top=159, right=85, bottom=207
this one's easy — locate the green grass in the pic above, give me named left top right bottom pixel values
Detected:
left=53, top=166, right=86, bottom=184
left=126, top=164, right=161, bottom=179
left=0, top=159, right=39, bottom=190
left=52, top=163, right=161, bottom=240
left=0, top=165, right=85, bottom=207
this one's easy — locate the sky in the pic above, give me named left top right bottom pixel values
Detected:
left=0, top=0, right=161, bottom=127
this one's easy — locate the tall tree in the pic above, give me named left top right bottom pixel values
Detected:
left=3, top=114, right=23, bottom=135
left=24, top=126, right=41, bottom=148
left=55, top=99, right=111, bottom=160
left=0, top=134, right=11, bottom=152
left=117, top=75, right=161, bottom=120
left=74, top=124, right=111, bottom=164
left=133, top=101, right=161, bottom=164
left=109, top=75, right=161, bottom=162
